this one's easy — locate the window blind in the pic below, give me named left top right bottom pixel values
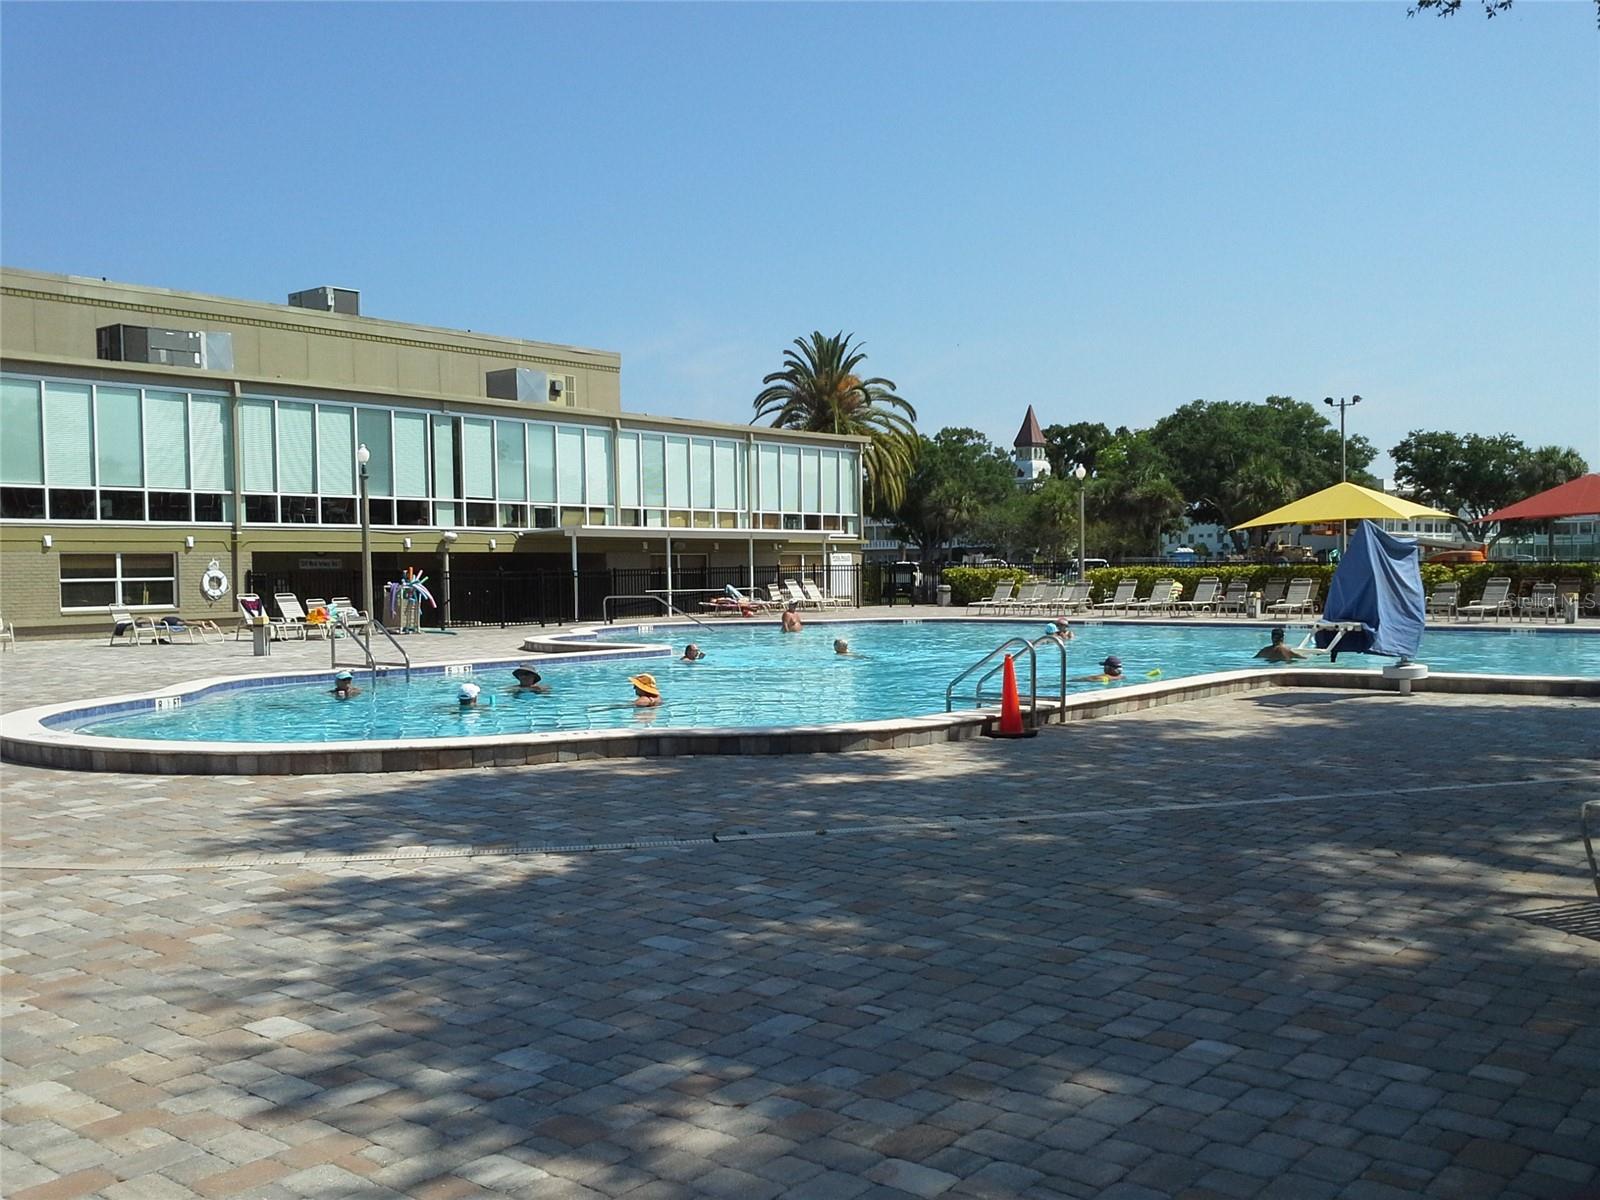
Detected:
left=431, top=417, right=457, bottom=498
left=495, top=421, right=526, bottom=501
left=556, top=427, right=584, bottom=504
left=277, top=403, right=316, bottom=493
left=44, top=382, right=95, bottom=487
left=190, top=395, right=231, bottom=491
left=713, top=442, right=736, bottom=510
left=143, top=390, right=189, bottom=489
left=820, top=449, right=839, bottom=512
left=529, top=424, right=556, bottom=503
left=801, top=448, right=820, bottom=512
left=0, top=377, right=43, bottom=485
left=690, top=439, right=713, bottom=508
left=585, top=429, right=612, bottom=506
left=640, top=435, right=666, bottom=507
left=392, top=413, right=428, bottom=496
left=357, top=409, right=392, bottom=496
left=665, top=436, right=689, bottom=508
left=616, top=432, right=639, bottom=507
left=317, top=406, right=354, bottom=494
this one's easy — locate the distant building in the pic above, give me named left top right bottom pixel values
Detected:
left=1013, top=405, right=1050, bottom=488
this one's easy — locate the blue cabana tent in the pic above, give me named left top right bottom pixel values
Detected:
left=1313, top=520, right=1425, bottom=662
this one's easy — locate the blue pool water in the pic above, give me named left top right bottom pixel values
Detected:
left=76, top=620, right=1600, bottom=744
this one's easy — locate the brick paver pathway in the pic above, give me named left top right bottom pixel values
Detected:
left=2, top=633, right=1598, bottom=1198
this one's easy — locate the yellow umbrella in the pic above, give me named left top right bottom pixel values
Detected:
left=1231, top=482, right=1454, bottom=530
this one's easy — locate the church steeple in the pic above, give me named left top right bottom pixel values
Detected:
left=1012, top=405, right=1051, bottom=488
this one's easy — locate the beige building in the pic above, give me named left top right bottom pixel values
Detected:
left=0, top=268, right=865, bottom=635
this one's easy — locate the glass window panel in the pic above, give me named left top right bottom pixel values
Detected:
left=690, top=439, right=713, bottom=509
left=317, top=406, right=355, bottom=495
left=239, top=399, right=276, bottom=492
left=396, top=498, right=429, bottom=526
left=496, top=421, right=526, bottom=501
left=44, top=381, right=94, bottom=487
left=841, top=451, right=859, bottom=515
left=99, top=490, right=145, bottom=521
left=781, top=446, right=800, bottom=511
left=190, top=395, right=232, bottom=492
left=461, top=417, right=494, bottom=499
left=95, top=387, right=143, bottom=487
left=320, top=497, right=356, bottom=524
left=122, top=553, right=174, bottom=576
left=143, top=391, right=188, bottom=489
left=529, top=423, right=557, bottom=503
left=434, top=501, right=459, bottom=525
left=244, top=494, right=278, bottom=523
left=1, top=377, right=43, bottom=485
left=61, top=553, right=118, bottom=579
left=148, top=492, right=191, bottom=521
left=713, top=442, right=736, bottom=510
left=821, top=449, right=839, bottom=512
left=736, top=442, right=748, bottom=512
left=50, top=489, right=97, bottom=519
left=666, top=436, right=689, bottom=508
left=277, top=402, right=316, bottom=493
left=1, top=487, right=46, bottom=518
left=392, top=412, right=429, bottom=496
left=616, top=432, right=639, bottom=507
left=62, top=581, right=117, bottom=609
left=431, top=416, right=457, bottom=498
left=641, top=434, right=666, bottom=506
left=556, top=426, right=584, bottom=504
left=356, top=408, right=392, bottom=496
left=585, top=429, right=613, bottom=507
left=757, top=444, right=779, bottom=511
left=801, top=448, right=820, bottom=512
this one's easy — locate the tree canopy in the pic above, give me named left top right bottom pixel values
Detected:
left=1390, top=431, right=1589, bottom=543
left=1148, top=396, right=1375, bottom=546
left=753, top=331, right=918, bottom=514
left=894, top=428, right=1016, bottom=562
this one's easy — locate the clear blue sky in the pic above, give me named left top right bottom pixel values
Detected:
left=4, top=2, right=1596, bottom=478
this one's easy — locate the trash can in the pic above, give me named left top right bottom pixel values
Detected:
left=251, top=618, right=271, bottom=657
left=1247, top=595, right=1262, bottom=619
left=1567, top=596, right=1579, bottom=624
left=937, top=584, right=952, bottom=607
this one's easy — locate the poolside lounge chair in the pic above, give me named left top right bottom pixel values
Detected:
left=0, top=614, right=13, bottom=652
left=1127, top=579, right=1178, bottom=616
left=1057, top=581, right=1093, bottom=612
left=273, top=593, right=313, bottom=640
left=109, top=608, right=159, bottom=646
left=1006, top=583, right=1043, bottom=613
left=801, top=581, right=849, bottom=610
left=1268, top=578, right=1316, bottom=616
left=968, top=581, right=1013, bottom=614
left=1517, top=582, right=1558, bottom=624
left=330, top=597, right=371, bottom=632
left=1555, top=579, right=1583, bottom=618
left=1458, top=577, right=1512, bottom=623
left=1217, top=579, right=1249, bottom=615
left=235, top=593, right=283, bottom=640
left=1424, top=582, right=1459, bottom=620
left=1259, top=578, right=1289, bottom=612
left=1030, top=583, right=1069, bottom=613
left=153, top=616, right=198, bottom=645
left=782, top=580, right=818, bottom=610
left=1172, top=577, right=1220, bottom=616
left=1092, top=579, right=1139, bottom=615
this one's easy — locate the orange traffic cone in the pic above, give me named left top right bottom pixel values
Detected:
left=986, top=653, right=1035, bottom=739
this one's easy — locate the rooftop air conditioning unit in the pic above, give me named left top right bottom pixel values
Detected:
left=287, top=286, right=360, bottom=316
left=485, top=367, right=551, bottom=405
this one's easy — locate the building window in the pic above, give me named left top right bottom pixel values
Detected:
left=60, top=552, right=177, bottom=611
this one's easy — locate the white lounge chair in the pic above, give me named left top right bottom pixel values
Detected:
left=1058, top=581, right=1093, bottom=612
left=1092, top=579, right=1139, bottom=615
left=0, top=613, right=13, bottom=652
left=1458, top=577, right=1512, bottom=623
left=1517, top=582, right=1558, bottom=624
left=273, top=593, right=312, bottom=640
left=801, top=581, right=848, bottom=609
left=1006, top=583, right=1043, bottom=613
left=1425, top=582, right=1459, bottom=620
left=969, top=582, right=1013, bottom=614
left=330, top=597, right=371, bottom=632
left=1172, top=577, right=1220, bottom=616
left=109, top=608, right=159, bottom=646
left=1217, top=579, right=1249, bottom=615
left=235, top=593, right=283, bottom=640
left=1268, top=578, right=1317, bottom=616
left=1127, top=579, right=1178, bottom=616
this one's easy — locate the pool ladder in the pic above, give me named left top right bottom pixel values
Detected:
left=333, top=619, right=412, bottom=682
left=945, top=634, right=1069, bottom=729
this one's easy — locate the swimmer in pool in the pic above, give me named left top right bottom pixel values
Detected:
left=781, top=603, right=804, bottom=633
left=1254, top=626, right=1309, bottom=662
left=458, top=682, right=482, bottom=707
left=511, top=666, right=551, bottom=693
left=1073, top=655, right=1125, bottom=683
left=681, top=643, right=706, bottom=662
left=1045, top=619, right=1074, bottom=641
left=330, top=670, right=360, bottom=699
left=629, top=673, right=662, bottom=708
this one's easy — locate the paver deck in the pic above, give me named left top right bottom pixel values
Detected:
left=1, top=624, right=1597, bottom=1199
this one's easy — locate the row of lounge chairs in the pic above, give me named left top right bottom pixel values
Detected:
left=700, top=579, right=852, bottom=616
left=235, top=592, right=370, bottom=641
left=969, top=576, right=1321, bottom=617
left=1427, top=577, right=1598, bottom=623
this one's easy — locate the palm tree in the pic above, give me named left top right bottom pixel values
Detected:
left=753, top=331, right=918, bottom=513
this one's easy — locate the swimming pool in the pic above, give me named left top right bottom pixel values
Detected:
left=65, top=619, right=1600, bottom=744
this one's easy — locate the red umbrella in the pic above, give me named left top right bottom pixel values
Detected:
left=1484, top=474, right=1600, bottom=523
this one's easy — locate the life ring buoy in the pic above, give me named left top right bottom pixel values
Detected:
left=201, top=560, right=229, bottom=601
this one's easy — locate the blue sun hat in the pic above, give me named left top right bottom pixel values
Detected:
left=1100, top=656, right=1122, bottom=671
left=334, top=670, right=354, bottom=682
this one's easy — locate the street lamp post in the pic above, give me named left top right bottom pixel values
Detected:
left=356, top=444, right=375, bottom=628
left=1072, top=463, right=1088, bottom=579
left=1323, top=395, right=1362, bottom=553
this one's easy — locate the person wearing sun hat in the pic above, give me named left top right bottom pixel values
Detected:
left=628, top=673, right=662, bottom=707
left=458, top=682, right=481, bottom=706
left=330, top=670, right=360, bottom=699
left=1073, top=655, right=1125, bottom=683
left=511, top=665, right=551, bottom=693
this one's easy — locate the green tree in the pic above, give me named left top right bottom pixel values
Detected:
left=1089, top=431, right=1187, bottom=558
left=1149, top=396, right=1375, bottom=549
left=1392, top=431, right=1588, bottom=544
left=1041, top=421, right=1116, bottom=480
left=893, top=428, right=1015, bottom=564
left=753, top=331, right=918, bottom=513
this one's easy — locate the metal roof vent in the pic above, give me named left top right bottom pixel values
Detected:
left=288, top=286, right=360, bottom=316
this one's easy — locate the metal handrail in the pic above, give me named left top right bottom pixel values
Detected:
left=332, top=618, right=412, bottom=681
left=976, top=633, right=1068, bottom=714
left=945, top=634, right=1067, bottom=729
left=601, top=594, right=716, bottom=632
